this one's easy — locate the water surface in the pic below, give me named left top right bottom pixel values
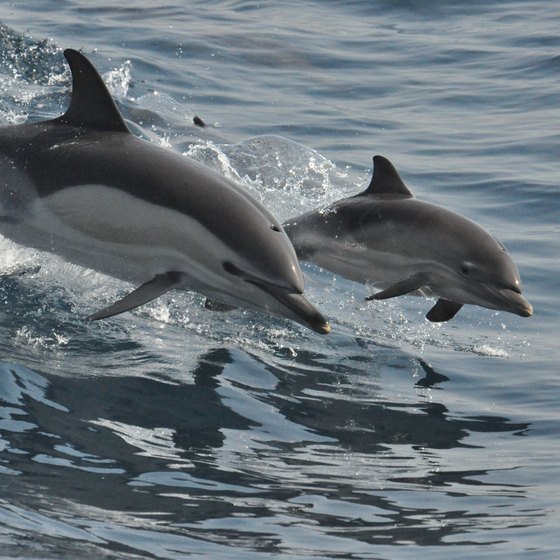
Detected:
left=0, top=2, right=558, bottom=558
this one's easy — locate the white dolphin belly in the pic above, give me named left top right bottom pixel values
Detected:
left=1, top=185, right=228, bottom=287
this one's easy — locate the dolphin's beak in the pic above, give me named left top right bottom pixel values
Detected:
left=520, top=305, right=533, bottom=317
left=225, top=262, right=331, bottom=334
left=494, top=277, right=532, bottom=317
left=252, top=281, right=331, bottom=334
left=516, top=297, right=533, bottom=317
left=501, top=289, right=533, bottom=317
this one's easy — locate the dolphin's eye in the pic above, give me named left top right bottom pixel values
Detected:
left=223, top=262, right=241, bottom=276
left=270, top=224, right=281, bottom=232
left=461, top=262, right=472, bottom=275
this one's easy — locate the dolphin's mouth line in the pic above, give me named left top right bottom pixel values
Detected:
left=223, top=261, right=303, bottom=295
left=428, top=275, right=532, bottom=318
left=492, top=280, right=522, bottom=295
left=245, top=279, right=298, bottom=304
left=489, top=285, right=533, bottom=317
left=248, top=279, right=331, bottom=334
left=219, top=261, right=330, bottom=333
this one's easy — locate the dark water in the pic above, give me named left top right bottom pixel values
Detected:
left=0, top=1, right=558, bottom=558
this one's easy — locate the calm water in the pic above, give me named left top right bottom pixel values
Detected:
left=0, top=1, right=558, bottom=558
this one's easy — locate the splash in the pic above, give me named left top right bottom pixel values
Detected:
left=102, top=61, right=131, bottom=98
left=471, top=344, right=509, bottom=358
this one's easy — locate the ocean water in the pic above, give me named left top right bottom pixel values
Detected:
left=0, top=1, right=558, bottom=558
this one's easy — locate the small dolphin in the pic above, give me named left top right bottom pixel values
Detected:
left=0, top=49, right=330, bottom=334
left=283, top=155, right=532, bottom=322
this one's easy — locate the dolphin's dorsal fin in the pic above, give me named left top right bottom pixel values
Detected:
left=54, top=49, right=129, bottom=133
left=363, top=155, right=413, bottom=197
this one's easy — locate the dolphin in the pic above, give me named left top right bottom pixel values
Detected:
left=283, top=155, right=532, bottom=322
left=0, top=49, right=330, bottom=334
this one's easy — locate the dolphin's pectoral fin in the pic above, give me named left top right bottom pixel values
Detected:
left=425, top=299, right=463, bottom=322
left=193, top=115, right=207, bottom=128
left=365, top=273, right=429, bottom=301
left=87, top=271, right=183, bottom=321
left=204, top=298, right=237, bottom=312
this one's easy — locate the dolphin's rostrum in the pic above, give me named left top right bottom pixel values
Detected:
left=284, top=155, right=532, bottom=322
left=0, top=49, right=330, bottom=334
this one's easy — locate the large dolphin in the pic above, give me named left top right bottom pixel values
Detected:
left=0, top=49, right=330, bottom=334
left=283, top=155, right=532, bottom=322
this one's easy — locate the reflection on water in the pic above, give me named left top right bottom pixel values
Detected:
left=0, top=348, right=534, bottom=556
